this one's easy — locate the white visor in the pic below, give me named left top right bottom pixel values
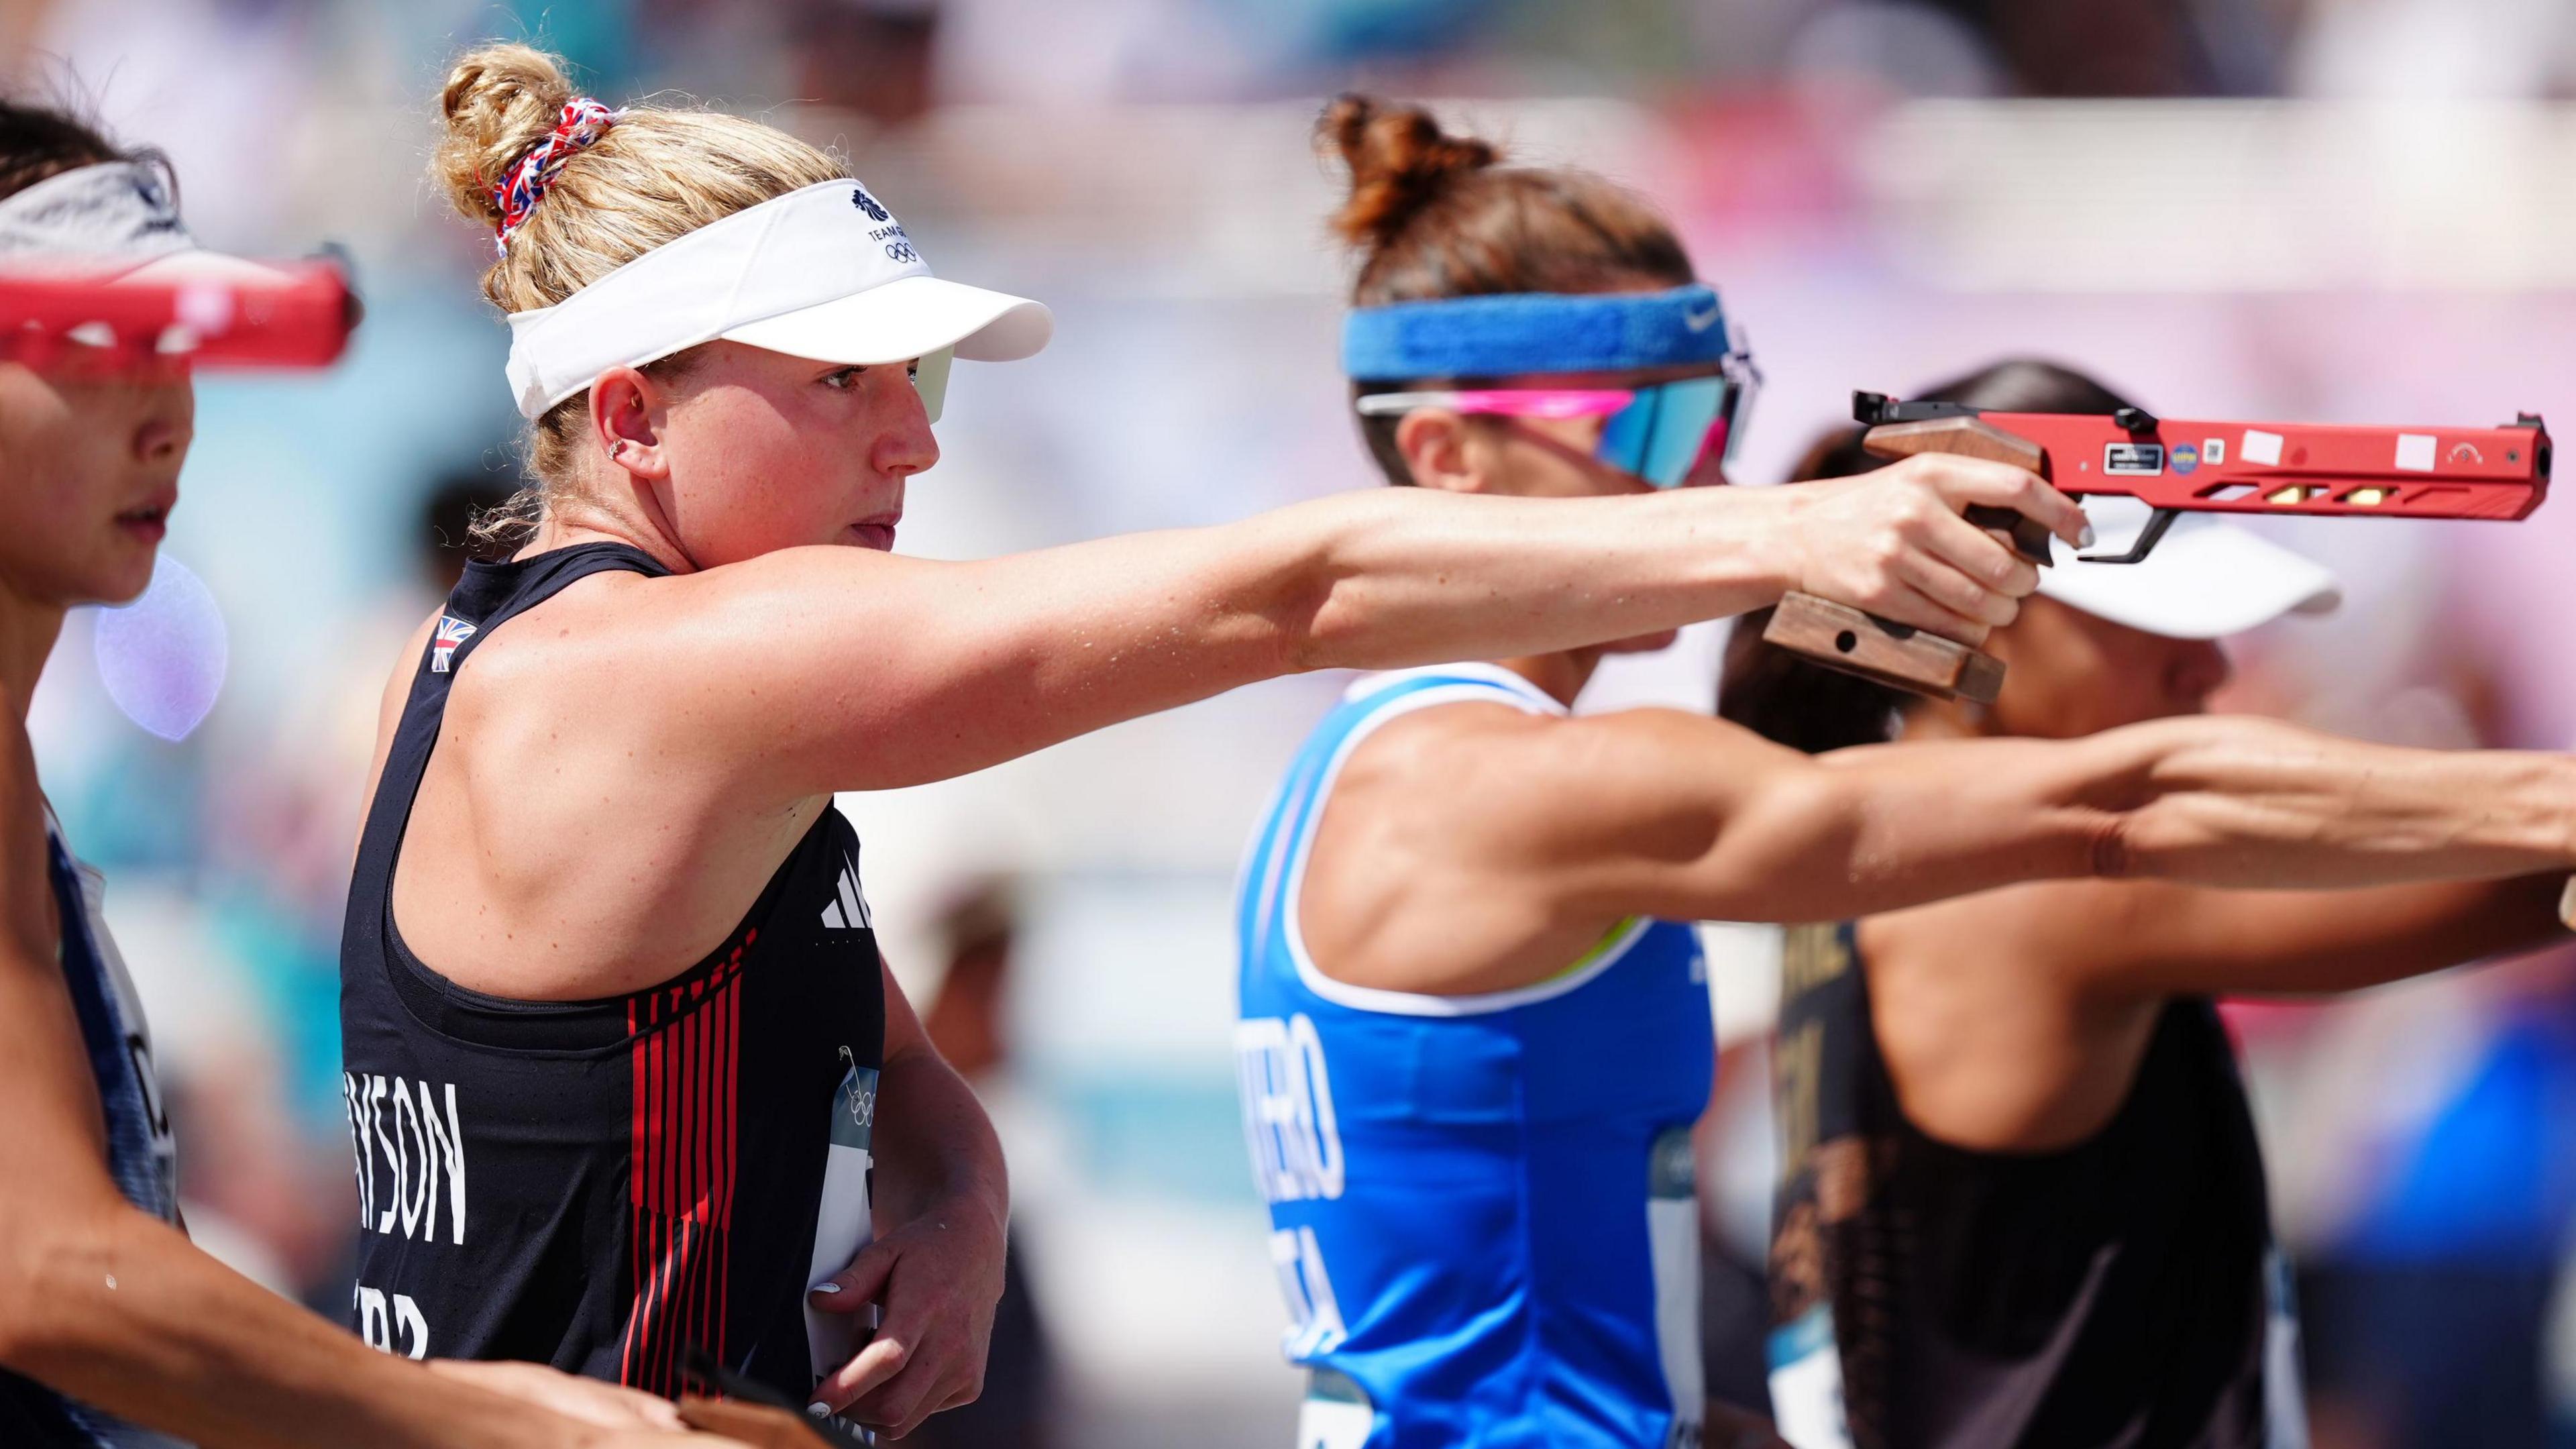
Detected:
left=0, top=160, right=291, bottom=288
left=2039, top=495, right=2342, bottom=639
left=503, top=178, right=1051, bottom=421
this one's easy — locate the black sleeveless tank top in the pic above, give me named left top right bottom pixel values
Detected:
left=1766, top=922, right=2298, bottom=1449
left=338, top=543, right=887, bottom=1410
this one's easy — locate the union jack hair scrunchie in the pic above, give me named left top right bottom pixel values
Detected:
left=488, top=97, right=621, bottom=256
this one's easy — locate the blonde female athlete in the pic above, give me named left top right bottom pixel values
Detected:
left=1232, top=99, right=2576, bottom=1449
left=338, top=46, right=2094, bottom=1442
left=1727, top=360, right=2571, bottom=1449
left=0, top=98, right=741, bottom=1449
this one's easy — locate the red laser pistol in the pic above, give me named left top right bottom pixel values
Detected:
left=0, top=260, right=358, bottom=370
left=1762, top=392, right=2553, bottom=703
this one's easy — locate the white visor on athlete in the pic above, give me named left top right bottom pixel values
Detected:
left=502, top=178, right=1052, bottom=421
left=2038, top=495, right=2342, bottom=639
left=0, top=160, right=291, bottom=286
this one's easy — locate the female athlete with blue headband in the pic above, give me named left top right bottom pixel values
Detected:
left=1236, top=97, right=2576, bottom=1449
left=345, top=47, right=2098, bottom=1442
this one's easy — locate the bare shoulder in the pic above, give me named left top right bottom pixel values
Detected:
left=0, top=702, right=56, bottom=965
left=436, top=569, right=690, bottom=749
left=356, top=608, right=448, bottom=825
left=0, top=696, right=123, bottom=1173
left=375, top=608, right=441, bottom=720
left=458, top=546, right=912, bottom=692
left=1299, top=700, right=1586, bottom=994
left=1858, top=890, right=2157, bottom=1151
left=1329, top=703, right=1795, bottom=876
left=432, top=543, right=958, bottom=809
left=1337, top=694, right=1560, bottom=782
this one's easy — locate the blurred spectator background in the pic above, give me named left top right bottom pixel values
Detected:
left=17, top=0, right=2576, bottom=1444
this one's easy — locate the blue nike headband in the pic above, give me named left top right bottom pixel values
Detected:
left=1340, top=283, right=1733, bottom=382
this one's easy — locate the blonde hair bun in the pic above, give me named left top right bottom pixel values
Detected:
left=433, top=43, right=578, bottom=235
left=427, top=40, right=852, bottom=527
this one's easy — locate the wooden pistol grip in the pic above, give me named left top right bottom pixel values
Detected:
left=1863, top=417, right=2055, bottom=564
left=1760, top=415, right=2053, bottom=700
left=1863, top=415, right=2043, bottom=469
left=679, top=1397, right=847, bottom=1447
left=1761, top=592, right=2006, bottom=704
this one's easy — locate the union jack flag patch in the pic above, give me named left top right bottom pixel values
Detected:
left=429, top=615, right=477, bottom=674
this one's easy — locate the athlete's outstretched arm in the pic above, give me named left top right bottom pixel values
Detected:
left=1323, top=709, right=2576, bottom=991
left=627, top=458, right=2085, bottom=796
left=1994, top=871, right=2570, bottom=1000
left=804, top=972, right=1007, bottom=1437
left=0, top=718, right=735, bottom=1448
left=1564, top=712, right=2576, bottom=921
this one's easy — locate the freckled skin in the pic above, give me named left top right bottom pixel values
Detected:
left=639, top=343, right=928, bottom=566
left=389, top=345, right=934, bottom=1000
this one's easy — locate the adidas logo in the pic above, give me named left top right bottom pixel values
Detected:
left=820, top=848, right=871, bottom=930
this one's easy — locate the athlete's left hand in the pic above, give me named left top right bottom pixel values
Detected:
left=805, top=1191, right=1008, bottom=1437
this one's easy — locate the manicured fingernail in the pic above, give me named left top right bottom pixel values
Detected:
left=2077, top=524, right=2097, bottom=549
left=813, top=1282, right=842, bottom=1294
left=809, top=1402, right=832, bottom=1417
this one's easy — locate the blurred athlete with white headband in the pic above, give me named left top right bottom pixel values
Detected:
left=0, top=96, right=746, bottom=1449
left=340, top=45, right=2109, bottom=1440
left=1728, top=361, right=2571, bottom=1449
left=1236, top=99, right=2576, bottom=1449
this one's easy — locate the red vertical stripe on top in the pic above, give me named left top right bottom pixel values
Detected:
left=652, top=1002, right=668, bottom=1380
left=717, top=972, right=737, bottom=1230
left=686, top=995, right=708, bottom=1356
left=623, top=999, right=640, bottom=1387
left=691, top=988, right=709, bottom=1210
left=676, top=995, right=695, bottom=1220
left=671, top=1000, right=690, bottom=1374
left=713, top=977, right=734, bottom=1358
left=655, top=1008, right=677, bottom=1390
left=617, top=953, right=746, bottom=1397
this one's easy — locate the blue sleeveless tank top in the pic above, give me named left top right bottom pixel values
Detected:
left=0, top=812, right=187, bottom=1447
left=1235, top=665, right=1716, bottom=1449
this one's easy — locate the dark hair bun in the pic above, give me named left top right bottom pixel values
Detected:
left=1319, top=94, right=1498, bottom=250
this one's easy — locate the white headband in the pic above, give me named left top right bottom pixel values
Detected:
left=502, top=178, right=1051, bottom=421
left=0, top=159, right=298, bottom=299
left=0, top=160, right=193, bottom=265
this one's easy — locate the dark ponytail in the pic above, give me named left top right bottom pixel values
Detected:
left=1718, top=359, right=2141, bottom=753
